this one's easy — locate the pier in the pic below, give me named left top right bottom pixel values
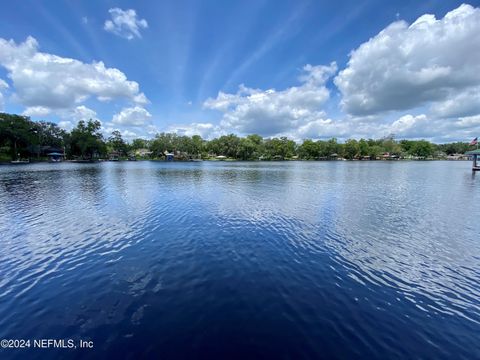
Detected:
left=466, top=150, right=480, bottom=171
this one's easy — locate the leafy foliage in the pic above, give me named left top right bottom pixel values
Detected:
left=108, top=130, right=128, bottom=156
left=0, top=112, right=477, bottom=161
left=67, top=120, right=106, bottom=159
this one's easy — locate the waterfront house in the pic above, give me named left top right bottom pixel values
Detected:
left=108, top=151, right=120, bottom=161
left=382, top=152, right=400, bottom=160
left=135, top=148, right=153, bottom=158
left=447, top=153, right=468, bottom=160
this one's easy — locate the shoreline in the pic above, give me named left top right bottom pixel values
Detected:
left=0, top=158, right=472, bottom=166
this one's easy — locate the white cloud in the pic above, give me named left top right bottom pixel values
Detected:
left=58, top=120, right=74, bottom=131
left=55, top=106, right=99, bottom=132
left=133, top=93, right=149, bottom=105
left=120, top=129, right=138, bottom=140
left=370, top=113, right=480, bottom=142
left=166, top=122, right=219, bottom=139
left=455, top=114, right=480, bottom=130
left=200, top=4, right=480, bottom=142
left=102, top=123, right=143, bottom=141
left=204, top=62, right=337, bottom=137
left=105, top=127, right=138, bottom=141
left=145, top=124, right=159, bottom=136
left=0, top=36, right=148, bottom=113
left=296, top=118, right=349, bottom=140
left=430, top=87, right=480, bottom=118
left=22, top=106, right=51, bottom=117
left=0, top=78, right=8, bottom=111
left=112, top=106, right=152, bottom=126
left=71, top=105, right=98, bottom=122
left=104, top=8, right=148, bottom=40
left=335, top=4, right=480, bottom=117
left=389, top=114, right=431, bottom=138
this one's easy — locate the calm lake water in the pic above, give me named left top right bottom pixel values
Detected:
left=0, top=161, right=479, bottom=359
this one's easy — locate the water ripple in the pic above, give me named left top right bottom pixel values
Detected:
left=0, top=161, right=479, bottom=358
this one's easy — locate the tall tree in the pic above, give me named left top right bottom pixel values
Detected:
left=298, top=139, right=319, bottom=159
left=108, top=130, right=128, bottom=156
left=0, top=113, right=36, bottom=159
left=408, top=140, right=434, bottom=158
left=68, top=119, right=106, bottom=159
left=344, top=139, right=359, bottom=160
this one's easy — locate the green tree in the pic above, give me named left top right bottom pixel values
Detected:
left=246, top=134, right=264, bottom=158
left=131, top=138, right=150, bottom=150
left=190, top=135, right=204, bottom=157
left=344, top=139, right=359, bottom=159
left=238, top=137, right=257, bottom=160
left=358, top=139, right=369, bottom=157
left=408, top=140, right=434, bottom=158
left=68, top=119, right=106, bottom=159
left=108, top=130, right=128, bottom=156
left=0, top=113, right=37, bottom=159
left=368, top=145, right=382, bottom=159
left=399, top=140, right=414, bottom=154
left=207, top=134, right=240, bottom=158
left=438, top=142, right=470, bottom=155
left=0, top=111, right=474, bottom=162
left=381, top=135, right=402, bottom=155
left=150, top=132, right=180, bottom=156
left=298, top=139, right=320, bottom=159
left=325, top=138, right=341, bottom=157
left=264, top=137, right=296, bottom=159
left=33, top=121, right=66, bottom=149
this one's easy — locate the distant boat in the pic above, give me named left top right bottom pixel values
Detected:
left=10, top=159, right=30, bottom=164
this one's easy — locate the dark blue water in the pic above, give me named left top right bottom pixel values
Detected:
left=0, top=161, right=479, bottom=359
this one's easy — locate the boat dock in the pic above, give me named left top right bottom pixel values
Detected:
left=466, top=149, right=480, bottom=171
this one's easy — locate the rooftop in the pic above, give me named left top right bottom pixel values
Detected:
left=465, top=149, right=480, bottom=155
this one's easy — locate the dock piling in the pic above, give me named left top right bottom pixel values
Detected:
left=466, top=150, right=480, bottom=171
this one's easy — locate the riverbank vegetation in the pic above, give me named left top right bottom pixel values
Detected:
left=0, top=112, right=475, bottom=161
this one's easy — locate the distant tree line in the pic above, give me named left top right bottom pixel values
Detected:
left=0, top=112, right=475, bottom=161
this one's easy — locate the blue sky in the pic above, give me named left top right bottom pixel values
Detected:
left=0, top=0, right=479, bottom=142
